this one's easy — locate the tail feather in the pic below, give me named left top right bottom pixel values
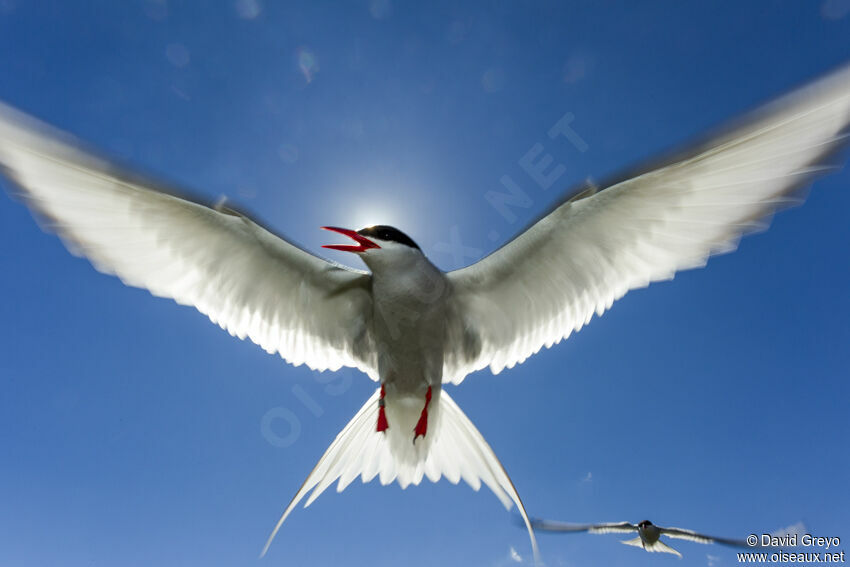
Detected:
left=620, top=536, right=683, bottom=557
left=261, top=388, right=539, bottom=563
left=647, top=539, right=683, bottom=557
left=621, top=536, right=644, bottom=549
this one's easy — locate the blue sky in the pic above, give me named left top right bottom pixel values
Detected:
left=1, top=2, right=849, bottom=566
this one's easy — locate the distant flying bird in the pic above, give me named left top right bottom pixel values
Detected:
left=528, top=518, right=751, bottom=557
left=1, top=63, right=850, bottom=563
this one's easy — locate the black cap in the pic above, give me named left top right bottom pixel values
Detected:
left=357, top=225, right=420, bottom=250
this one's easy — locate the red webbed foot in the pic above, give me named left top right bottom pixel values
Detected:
left=376, top=385, right=389, bottom=433
left=413, top=386, right=432, bottom=442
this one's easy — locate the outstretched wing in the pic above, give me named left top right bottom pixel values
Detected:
left=661, top=526, right=749, bottom=548
left=443, top=64, right=850, bottom=383
left=530, top=519, right=637, bottom=534
left=0, top=103, right=376, bottom=378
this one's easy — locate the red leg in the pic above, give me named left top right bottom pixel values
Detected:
left=376, top=385, right=389, bottom=433
left=413, top=386, right=432, bottom=441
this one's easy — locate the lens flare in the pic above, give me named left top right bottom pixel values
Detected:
left=297, top=47, right=319, bottom=83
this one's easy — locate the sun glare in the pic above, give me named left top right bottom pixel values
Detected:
left=339, top=195, right=421, bottom=237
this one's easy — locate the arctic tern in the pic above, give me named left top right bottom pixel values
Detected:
left=528, top=518, right=751, bottom=557
left=2, top=64, right=850, bottom=562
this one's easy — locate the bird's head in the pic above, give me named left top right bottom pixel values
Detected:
left=638, top=521, right=653, bottom=530
left=321, top=225, right=423, bottom=270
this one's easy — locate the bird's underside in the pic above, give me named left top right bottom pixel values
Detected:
left=1, top=63, right=850, bottom=565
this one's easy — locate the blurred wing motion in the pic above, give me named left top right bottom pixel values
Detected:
left=262, top=389, right=539, bottom=562
left=444, top=64, right=850, bottom=383
left=0, top=103, right=376, bottom=377
left=661, top=526, right=749, bottom=548
left=530, top=519, right=637, bottom=534
left=530, top=517, right=752, bottom=556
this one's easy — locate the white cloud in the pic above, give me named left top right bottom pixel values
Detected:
left=165, top=43, right=190, bottom=68
left=369, top=0, right=392, bottom=20
left=235, top=0, right=261, bottom=20
left=771, top=521, right=807, bottom=538
left=821, top=0, right=850, bottom=20
left=509, top=546, right=522, bottom=563
left=563, top=54, right=592, bottom=84
left=481, top=67, right=506, bottom=93
left=494, top=546, right=526, bottom=566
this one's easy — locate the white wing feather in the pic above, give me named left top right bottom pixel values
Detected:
left=660, top=526, right=717, bottom=544
left=444, top=65, right=850, bottom=383
left=0, top=103, right=376, bottom=377
left=587, top=522, right=639, bottom=534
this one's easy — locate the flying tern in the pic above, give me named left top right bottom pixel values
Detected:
left=528, top=518, right=751, bottom=557
left=2, top=64, right=850, bottom=562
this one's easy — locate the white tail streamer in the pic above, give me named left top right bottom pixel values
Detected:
left=261, top=388, right=539, bottom=563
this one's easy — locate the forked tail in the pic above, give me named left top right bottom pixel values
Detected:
left=260, top=387, right=540, bottom=563
left=621, top=536, right=682, bottom=557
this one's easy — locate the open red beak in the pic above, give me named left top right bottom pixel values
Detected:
left=321, top=226, right=381, bottom=253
